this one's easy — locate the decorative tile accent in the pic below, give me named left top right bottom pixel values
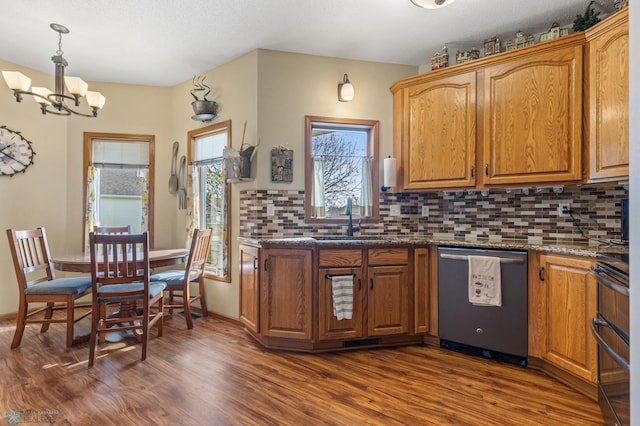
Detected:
left=239, top=185, right=627, bottom=246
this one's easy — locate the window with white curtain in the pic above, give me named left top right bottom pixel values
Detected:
left=83, top=133, right=154, bottom=249
left=188, top=121, right=231, bottom=281
left=305, top=116, right=380, bottom=223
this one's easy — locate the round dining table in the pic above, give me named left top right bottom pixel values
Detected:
left=51, top=248, right=189, bottom=273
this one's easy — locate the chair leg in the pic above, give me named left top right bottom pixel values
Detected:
left=88, top=302, right=100, bottom=368
left=11, top=301, right=28, bottom=349
left=199, top=280, right=208, bottom=317
left=157, top=297, right=164, bottom=337
left=65, top=297, right=75, bottom=350
left=184, top=298, right=194, bottom=329
left=141, top=306, right=149, bottom=362
left=41, top=302, right=55, bottom=333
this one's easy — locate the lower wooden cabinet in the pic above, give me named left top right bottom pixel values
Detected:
left=261, top=248, right=313, bottom=340
left=529, top=252, right=597, bottom=398
left=239, top=242, right=260, bottom=333
left=367, top=264, right=410, bottom=336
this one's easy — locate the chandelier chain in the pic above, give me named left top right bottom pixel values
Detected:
left=56, top=32, right=64, bottom=56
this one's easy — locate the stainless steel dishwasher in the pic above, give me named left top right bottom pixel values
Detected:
left=438, top=246, right=528, bottom=364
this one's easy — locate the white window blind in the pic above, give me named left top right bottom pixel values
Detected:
left=192, top=132, right=227, bottom=162
left=92, top=140, right=150, bottom=166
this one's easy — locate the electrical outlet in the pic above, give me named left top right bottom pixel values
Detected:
left=266, top=203, right=275, bottom=216
left=421, top=205, right=429, bottom=217
left=557, top=203, right=571, bottom=217
left=390, top=205, right=401, bottom=216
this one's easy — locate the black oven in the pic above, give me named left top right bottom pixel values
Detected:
left=591, top=253, right=629, bottom=426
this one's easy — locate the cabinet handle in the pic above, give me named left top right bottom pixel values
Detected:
left=485, top=163, right=489, bottom=176
left=264, top=259, right=268, bottom=271
left=539, top=267, right=545, bottom=281
left=370, top=278, right=374, bottom=290
left=253, top=258, right=259, bottom=270
left=358, top=278, right=362, bottom=291
left=470, top=165, right=475, bottom=178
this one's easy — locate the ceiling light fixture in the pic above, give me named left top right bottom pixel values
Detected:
left=410, top=0, right=456, bottom=9
left=2, top=23, right=105, bottom=118
left=338, top=74, right=354, bottom=102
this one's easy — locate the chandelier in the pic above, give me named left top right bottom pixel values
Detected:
left=2, top=23, right=105, bottom=118
left=410, top=0, right=456, bottom=8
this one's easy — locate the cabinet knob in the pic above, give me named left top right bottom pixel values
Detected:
left=539, top=266, right=545, bottom=281
left=471, top=165, right=475, bottom=178
left=476, top=328, right=484, bottom=335
left=485, top=163, right=489, bottom=176
left=370, top=278, right=374, bottom=290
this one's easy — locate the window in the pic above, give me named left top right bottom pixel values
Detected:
left=305, top=116, right=379, bottom=223
left=83, top=133, right=155, bottom=249
left=188, top=121, right=231, bottom=281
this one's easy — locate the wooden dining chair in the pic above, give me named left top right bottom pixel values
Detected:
left=6, top=227, right=92, bottom=350
left=93, top=225, right=131, bottom=234
left=150, top=228, right=212, bottom=329
left=87, top=231, right=166, bottom=367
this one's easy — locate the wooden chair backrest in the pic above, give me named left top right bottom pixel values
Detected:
left=185, top=229, right=213, bottom=283
left=89, top=232, right=150, bottom=297
left=93, top=225, right=131, bottom=235
left=6, top=227, right=55, bottom=291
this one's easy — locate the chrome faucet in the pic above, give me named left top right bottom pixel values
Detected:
left=346, top=197, right=360, bottom=237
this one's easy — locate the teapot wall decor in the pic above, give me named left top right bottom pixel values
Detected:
left=190, top=75, right=218, bottom=122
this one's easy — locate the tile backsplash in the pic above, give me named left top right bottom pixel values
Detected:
left=239, top=184, right=627, bottom=246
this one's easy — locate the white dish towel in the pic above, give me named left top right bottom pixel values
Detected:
left=468, top=255, right=502, bottom=307
left=331, top=275, right=354, bottom=320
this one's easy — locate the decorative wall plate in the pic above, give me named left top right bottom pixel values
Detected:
left=0, top=126, right=35, bottom=177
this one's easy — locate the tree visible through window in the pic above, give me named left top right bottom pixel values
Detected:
left=305, top=116, right=379, bottom=223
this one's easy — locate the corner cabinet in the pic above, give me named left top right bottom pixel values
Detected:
left=584, top=8, right=629, bottom=183
left=482, top=44, right=583, bottom=185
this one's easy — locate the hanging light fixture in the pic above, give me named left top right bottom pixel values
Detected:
left=338, top=73, right=354, bottom=102
left=2, top=23, right=106, bottom=117
left=410, top=0, right=456, bottom=9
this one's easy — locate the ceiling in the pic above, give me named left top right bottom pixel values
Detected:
left=0, top=0, right=613, bottom=87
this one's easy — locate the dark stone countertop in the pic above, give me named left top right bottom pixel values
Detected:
left=238, top=235, right=628, bottom=258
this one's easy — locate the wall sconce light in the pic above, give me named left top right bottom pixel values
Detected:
left=338, top=73, right=354, bottom=102
left=381, top=156, right=397, bottom=192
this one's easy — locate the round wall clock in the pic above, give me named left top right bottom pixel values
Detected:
left=0, top=125, right=36, bottom=177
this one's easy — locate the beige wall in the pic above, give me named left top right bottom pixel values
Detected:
left=0, top=51, right=417, bottom=318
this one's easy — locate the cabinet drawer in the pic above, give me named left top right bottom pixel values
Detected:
left=368, top=248, right=409, bottom=265
left=319, top=250, right=362, bottom=267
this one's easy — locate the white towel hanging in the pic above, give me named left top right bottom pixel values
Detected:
left=468, top=255, right=502, bottom=307
left=331, top=275, right=354, bottom=320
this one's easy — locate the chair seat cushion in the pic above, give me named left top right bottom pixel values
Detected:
left=25, top=276, right=92, bottom=296
left=150, top=270, right=188, bottom=285
left=97, top=282, right=166, bottom=303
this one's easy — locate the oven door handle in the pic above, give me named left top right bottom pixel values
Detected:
left=591, top=318, right=630, bottom=371
left=591, top=267, right=630, bottom=297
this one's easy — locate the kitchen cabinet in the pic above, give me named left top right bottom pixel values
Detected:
left=584, top=8, right=629, bottom=183
left=318, top=248, right=411, bottom=340
left=482, top=44, right=583, bottom=185
left=413, top=247, right=436, bottom=335
left=367, top=248, right=410, bottom=336
left=261, top=248, right=313, bottom=340
left=318, top=249, right=365, bottom=341
left=399, top=71, right=477, bottom=190
left=529, top=253, right=597, bottom=397
left=239, top=242, right=260, bottom=333
left=390, top=32, right=585, bottom=191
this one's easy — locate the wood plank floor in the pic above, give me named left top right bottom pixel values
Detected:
left=0, top=314, right=605, bottom=425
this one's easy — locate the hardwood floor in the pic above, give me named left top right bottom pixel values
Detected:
left=0, top=313, right=605, bottom=425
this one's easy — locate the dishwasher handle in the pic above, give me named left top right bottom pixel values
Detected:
left=439, top=253, right=525, bottom=264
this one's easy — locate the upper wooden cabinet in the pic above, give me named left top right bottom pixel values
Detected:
left=482, top=44, right=583, bottom=185
left=584, top=9, right=629, bottom=183
left=391, top=31, right=587, bottom=191
left=400, top=71, right=477, bottom=190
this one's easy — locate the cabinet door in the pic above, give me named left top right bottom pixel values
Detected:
left=539, top=254, right=597, bottom=384
left=318, top=267, right=365, bottom=341
left=586, top=10, right=629, bottom=182
left=239, top=244, right=260, bottom=333
left=414, top=247, right=432, bottom=335
left=482, top=45, right=583, bottom=185
left=367, top=265, right=410, bottom=336
left=402, top=71, right=477, bottom=190
left=262, top=249, right=313, bottom=340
